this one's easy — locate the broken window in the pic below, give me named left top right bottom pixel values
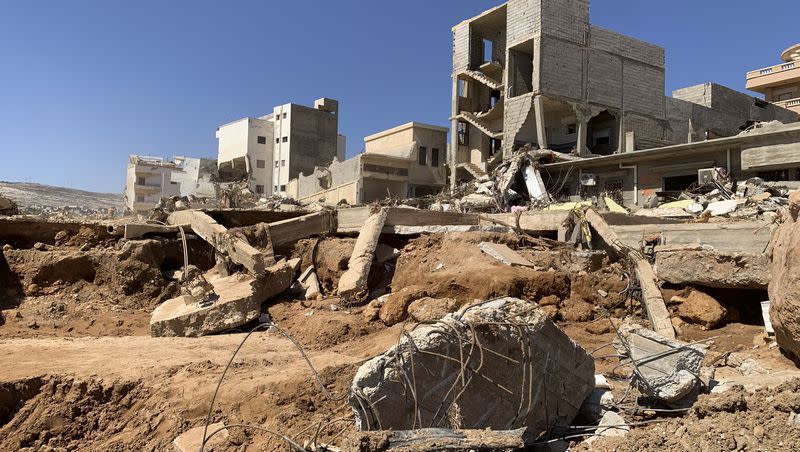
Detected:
left=280, top=185, right=286, bottom=191
left=566, top=124, right=577, bottom=135
left=257, top=136, right=266, bottom=144
left=255, top=185, right=264, bottom=194
left=431, top=148, right=440, bottom=167
left=418, top=146, right=427, bottom=166
left=256, top=160, right=265, bottom=169
left=283, top=112, right=287, bottom=119
left=508, top=42, right=533, bottom=98
left=276, top=138, right=280, bottom=144
left=457, top=121, right=469, bottom=146
left=282, top=137, right=288, bottom=143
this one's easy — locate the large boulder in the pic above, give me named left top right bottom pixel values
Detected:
left=677, top=290, right=727, bottom=330
left=770, top=192, right=800, bottom=360
left=350, top=297, right=595, bottom=442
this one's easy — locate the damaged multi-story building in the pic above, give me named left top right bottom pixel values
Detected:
left=216, top=98, right=345, bottom=197
left=286, top=122, right=448, bottom=204
left=449, top=0, right=798, bottom=191
left=124, top=155, right=217, bottom=213
left=746, top=43, right=800, bottom=116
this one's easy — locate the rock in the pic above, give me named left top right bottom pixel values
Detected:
left=584, top=411, right=629, bottom=446
left=297, top=266, right=321, bottom=300
left=586, top=318, right=620, bottom=335
left=407, top=297, right=459, bottom=323
left=363, top=299, right=383, bottom=322
left=26, top=319, right=38, bottom=329
left=579, top=375, right=615, bottom=422
left=541, top=305, right=559, bottom=319
left=770, top=193, right=800, bottom=360
left=704, top=200, right=740, bottom=216
left=33, top=242, right=46, bottom=251
left=150, top=263, right=293, bottom=337
left=685, top=203, right=705, bottom=215
left=54, top=230, right=69, bottom=242
left=560, top=298, right=594, bottom=322
left=173, top=422, right=229, bottom=452
left=379, top=286, right=429, bottom=326
left=597, top=289, right=608, bottom=298
left=26, top=283, right=40, bottom=295
left=613, top=323, right=708, bottom=405
left=539, top=295, right=560, bottom=307
left=677, top=290, right=727, bottom=329
left=2, top=244, right=11, bottom=252
left=350, top=298, right=595, bottom=441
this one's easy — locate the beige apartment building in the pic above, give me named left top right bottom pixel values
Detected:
left=286, top=122, right=448, bottom=204
left=746, top=43, right=800, bottom=117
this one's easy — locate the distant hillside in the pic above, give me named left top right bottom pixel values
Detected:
left=0, top=181, right=123, bottom=211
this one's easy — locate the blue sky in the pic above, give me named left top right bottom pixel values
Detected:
left=0, top=0, right=796, bottom=193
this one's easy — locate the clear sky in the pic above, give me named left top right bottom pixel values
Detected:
left=0, top=0, right=796, bottom=194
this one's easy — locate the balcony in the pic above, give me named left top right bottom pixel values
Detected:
left=774, top=97, right=800, bottom=113
left=746, top=61, right=800, bottom=92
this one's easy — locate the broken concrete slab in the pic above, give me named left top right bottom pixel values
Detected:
left=584, top=411, right=629, bottom=446
left=479, top=242, right=537, bottom=268
left=613, top=323, right=708, bottom=405
left=123, top=223, right=180, bottom=240
left=655, top=249, right=770, bottom=289
left=350, top=297, right=595, bottom=441
left=338, top=208, right=387, bottom=300
left=168, top=210, right=274, bottom=276
left=150, top=263, right=292, bottom=337
left=297, top=265, right=321, bottom=300
left=173, top=422, right=229, bottom=452
left=584, top=209, right=675, bottom=339
left=267, top=210, right=337, bottom=246
left=611, top=221, right=773, bottom=255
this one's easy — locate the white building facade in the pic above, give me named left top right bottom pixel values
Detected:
left=216, top=98, right=343, bottom=197
left=125, top=155, right=216, bottom=213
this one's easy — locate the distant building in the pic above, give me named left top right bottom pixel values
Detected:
left=287, top=122, right=448, bottom=204
left=746, top=43, right=800, bottom=117
left=124, top=155, right=216, bottom=213
left=216, top=98, right=343, bottom=197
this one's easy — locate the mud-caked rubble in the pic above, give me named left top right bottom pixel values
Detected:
left=770, top=191, right=800, bottom=360
left=349, top=297, right=595, bottom=442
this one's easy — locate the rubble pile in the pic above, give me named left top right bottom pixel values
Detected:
left=1, top=188, right=799, bottom=450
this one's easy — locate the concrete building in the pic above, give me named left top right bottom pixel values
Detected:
left=449, top=1, right=797, bottom=187
left=216, top=98, right=342, bottom=197
left=286, top=122, right=448, bottom=204
left=125, top=155, right=216, bottom=213
left=746, top=43, right=800, bottom=117
left=541, top=121, right=800, bottom=208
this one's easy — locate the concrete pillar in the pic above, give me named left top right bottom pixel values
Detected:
left=687, top=118, right=696, bottom=143
left=617, top=112, right=626, bottom=154
left=577, top=120, right=588, bottom=157
left=449, top=76, right=459, bottom=191
left=533, top=95, right=548, bottom=149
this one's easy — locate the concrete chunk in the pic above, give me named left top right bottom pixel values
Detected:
left=173, top=423, right=228, bottom=452
left=350, top=297, right=595, bottom=441
left=613, top=323, right=708, bottom=404
left=150, top=263, right=292, bottom=337
left=656, top=249, right=770, bottom=289
left=298, top=265, right=321, bottom=300
left=168, top=210, right=274, bottom=276
left=338, top=208, right=388, bottom=300
left=479, top=242, right=536, bottom=267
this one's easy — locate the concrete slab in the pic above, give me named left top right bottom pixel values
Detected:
left=479, top=242, right=536, bottom=267
left=655, top=249, right=770, bottom=289
left=150, top=263, right=293, bottom=337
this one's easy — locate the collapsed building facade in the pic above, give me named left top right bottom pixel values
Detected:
left=448, top=0, right=798, bottom=192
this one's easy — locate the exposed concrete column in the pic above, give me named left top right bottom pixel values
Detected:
left=573, top=108, right=588, bottom=157
left=449, top=76, right=459, bottom=191
left=617, top=112, right=626, bottom=153
left=533, top=95, right=548, bottom=149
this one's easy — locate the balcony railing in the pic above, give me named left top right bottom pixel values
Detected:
left=774, top=97, right=800, bottom=109
left=747, top=61, right=799, bottom=80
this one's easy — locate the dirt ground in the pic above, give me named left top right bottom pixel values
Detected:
left=1, top=231, right=799, bottom=451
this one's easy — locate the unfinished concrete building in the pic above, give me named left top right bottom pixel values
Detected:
left=449, top=1, right=798, bottom=187
left=286, top=122, right=448, bottom=204
left=216, top=98, right=343, bottom=197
